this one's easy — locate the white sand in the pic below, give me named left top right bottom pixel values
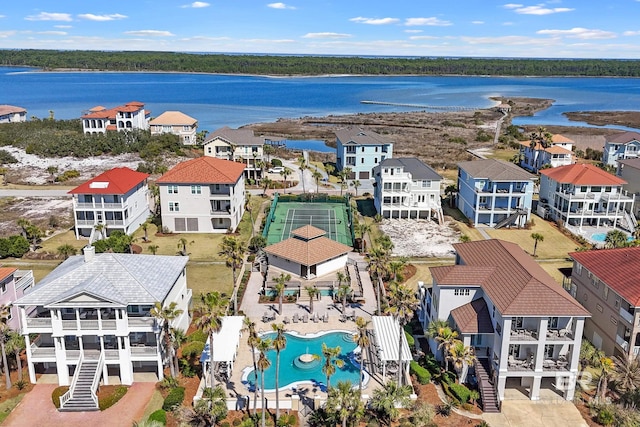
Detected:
left=378, top=218, right=460, bottom=258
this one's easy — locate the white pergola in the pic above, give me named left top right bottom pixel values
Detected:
left=371, top=316, right=412, bottom=381
left=200, top=315, right=245, bottom=384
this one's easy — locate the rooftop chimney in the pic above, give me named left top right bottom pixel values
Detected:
left=83, top=245, right=95, bottom=263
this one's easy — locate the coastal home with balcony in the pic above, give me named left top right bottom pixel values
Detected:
left=335, top=127, right=393, bottom=180
left=69, top=167, right=151, bottom=241
left=14, top=247, right=191, bottom=410
left=539, top=163, right=635, bottom=237
left=149, top=111, right=198, bottom=145
left=519, top=134, right=574, bottom=173
left=81, top=101, right=150, bottom=134
left=603, top=131, right=640, bottom=167
left=373, top=157, right=444, bottom=223
left=568, top=247, right=640, bottom=361
left=156, top=157, right=246, bottom=233
left=457, top=159, right=535, bottom=228
left=203, top=127, right=265, bottom=181
left=616, top=157, right=640, bottom=217
left=0, top=267, right=35, bottom=330
left=423, top=239, right=589, bottom=410
left=0, top=105, right=27, bottom=123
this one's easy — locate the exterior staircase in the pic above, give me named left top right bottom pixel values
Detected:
left=494, top=208, right=527, bottom=229
left=475, top=357, right=500, bottom=413
left=59, top=351, right=103, bottom=412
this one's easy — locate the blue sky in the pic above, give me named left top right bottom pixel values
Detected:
left=2, top=1, right=640, bottom=58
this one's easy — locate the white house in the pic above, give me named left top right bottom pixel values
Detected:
left=149, top=111, right=198, bottom=145
left=69, top=167, right=151, bottom=241
left=203, top=127, right=265, bottom=181
left=373, top=157, right=443, bottom=223
left=335, top=127, right=393, bottom=180
left=603, top=131, right=640, bottom=167
left=156, top=156, right=246, bottom=233
left=519, top=134, right=574, bottom=173
left=14, top=247, right=191, bottom=410
left=264, top=225, right=352, bottom=279
left=81, top=101, right=150, bottom=134
left=422, top=239, right=589, bottom=409
left=0, top=105, right=27, bottom=123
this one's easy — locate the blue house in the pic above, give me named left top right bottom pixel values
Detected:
left=335, top=127, right=393, bottom=180
left=457, top=159, right=536, bottom=227
left=603, top=131, right=640, bottom=167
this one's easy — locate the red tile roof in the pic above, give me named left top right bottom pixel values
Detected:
left=156, top=157, right=245, bottom=184
left=451, top=298, right=494, bottom=334
left=0, top=267, right=17, bottom=282
left=0, top=105, right=26, bottom=115
left=82, top=101, right=145, bottom=119
left=540, top=163, right=626, bottom=186
left=569, top=247, right=640, bottom=306
left=448, top=240, right=590, bottom=316
left=68, top=167, right=149, bottom=195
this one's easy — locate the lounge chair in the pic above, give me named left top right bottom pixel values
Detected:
left=283, top=316, right=290, bottom=324
left=303, top=314, right=309, bottom=323
left=312, top=313, right=319, bottom=323
left=339, top=314, right=347, bottom=323
left=323, top=313, right=329, bottom=323
left=349, top=310, right=356, bottom=320
left=292, top=313, right=299, bottom=323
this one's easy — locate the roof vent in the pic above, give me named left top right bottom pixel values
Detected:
left=83, top=245, right=95, bottom=263
left=89, top=181, right=109, bottom=189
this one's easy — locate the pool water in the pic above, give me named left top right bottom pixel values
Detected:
left=244, top=331, right=360, bottom=391
left=591, top=232, right=633, bottom=242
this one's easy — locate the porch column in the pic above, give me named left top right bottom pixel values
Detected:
left=564, top=373, right=577, bottom=401
left=24, top=334, right=36, bottom=384
left=100, top=336, right=109, bottom=385
left=497, top=375, right=507, bottom=401
left=530, top=375, right=542, bottom=400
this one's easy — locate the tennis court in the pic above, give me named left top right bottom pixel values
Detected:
left=263, top=199, right=353, bottom=246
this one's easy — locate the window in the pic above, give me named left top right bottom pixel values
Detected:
left=422, top=180, right=432, bottom=188
left=492, top=305, right=495, bottom=318
left=191, top=185, right=201, bottom=195
left=512, top=317, right=523, bottom=329
left=610, top=316, right=618, bottom=325
left=575, top=263, right=582, bottom=275
left=453, top=288, right=470, bottom=296
left=470, top=335, right=483, bottom=346
left=548, top=317, right=559, bottom=329
left=603, top=286, right=609, bottom=300
left=596, top=304, right=603, bottom=313
left=361, top=158, right=364, bottom=164
left=496, top=323, right=502, bottom=336
left=167, top=185, right=178, bottom=194
left=169, top=202, right=180, bottom=212
left=383, top=183, right=392, bottom=190
left=0, top=282, right=6, bottom=294
left=544, top=344, right=554, bottom=358
left=615, top=298, right=620, bottom=309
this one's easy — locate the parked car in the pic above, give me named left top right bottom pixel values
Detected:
left=268, top=166, right=285, bottom=173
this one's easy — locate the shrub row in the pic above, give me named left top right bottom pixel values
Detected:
left=410, top=360, right=431, bottom=384
left=162, top=386, right=185, bottom=411
left=449, top=383, right=471, bottom=404
left=99, top=385, right=128, bottom=410
left=148, top=409, right=167, bottom=425
left=404, top=330, right=415, bottom=347
left=188, top=329, right=208, bottom=343
left=182, top=341, right=205, bottom=359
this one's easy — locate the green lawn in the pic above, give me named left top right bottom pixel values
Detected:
left=187, top=262, right=234, bottom=296
left=486, top=148, right=519, bottom=162
left=0, top=393, right=26, bottom=424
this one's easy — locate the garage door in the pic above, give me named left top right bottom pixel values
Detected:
left=359, top=171, right=369, bottom=179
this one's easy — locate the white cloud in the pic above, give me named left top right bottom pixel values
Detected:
left=267, top=3, right=296, bottom=9
left=37, top=31, right=67, bottom=35
left=77, top=14, right=127, bottom=21
left=124, top=30, right=175, bottom=37
left=405, top=17, right=452, bottom=26
left=409, top=35, right=438, bottom=40
left=25, top=12, right=73, bottom=22
left=537, top=27, right=616, bottom=40
left=350, top=17, right=399, bottom=25
left=505, top=4, right=573, bottom=15
left=623, top=30, right=640, bottom=36
left=302, top=32, right=351, bottom=39
left=0, top=31, right=16, bottom=38
left=461, top=35, right=553, bottom=46
left=0, top=15, right=5, bottom=19
left=181, top=2, right=210, bottom=7
left=472, top=21, right=485, bottom=25
left=55, top=25, right=72, bottom=28
left=404, top=29, right=423, bottom=34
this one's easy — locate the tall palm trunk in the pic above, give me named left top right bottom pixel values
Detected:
left=359, top=349, right=366, bottom=394
left=275, top=351, right=281, bottom=419
left=15, top=350, right=22, bottom=381
left=209, top=336, right=216, bottom=388
left=252, top=355, right=258, bottom=415
left=397, top=322, right=404, bottom=385
left=1, top=340, right=10, bottom=390
left=261, top=369, right=266, bottom=427
left=164, top=325, right=176, bottom=377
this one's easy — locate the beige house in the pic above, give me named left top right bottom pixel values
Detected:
left=149, top=111, right=198, bottom=145
left=264, top=225, right=352, bottom=279
left=156, top=157, right=246, bottom=233
left=616, top=157, right=640, bottom=217
left=568, top=247, right=640, bottom=360
left=81, top=101, right=149, bottom=134
left=0, top=105, right=27, bottom=123
left=203, top=127, right=265, bottom=181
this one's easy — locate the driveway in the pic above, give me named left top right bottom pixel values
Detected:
left=482, top=400, right=588, bottom=427
left=4, top=382, right=156, bottom=427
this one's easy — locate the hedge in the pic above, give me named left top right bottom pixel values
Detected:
left=404, top=330, right=415, bottom=347
left=162, top=387, right=185, bottom=411
left=187, top=330, right=208, bottom=343
left=410, top=360, right=431, bottom=384
left=52, top=386, right=70, bottom=408
left=148, top=409, right=167, bottom=425
left=99, top=385, right=128, bottom=410
left=449, top=383, right=471, bottom=404
left=182, top=341, right=205, bottom=359
left=422, top=354, right=441, bottom=376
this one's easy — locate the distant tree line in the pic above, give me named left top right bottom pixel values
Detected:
left=3, top=49, right=640, bottom=77
left=0, top=118, right=183, bottom=159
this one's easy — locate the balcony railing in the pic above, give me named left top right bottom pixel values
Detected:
left=128, top=317, right=156, bottom=328
left=26, top=317, right=52, bottom=328
left=510, top=329, right=538, bottom=341
left=619, top=307, right=635, bottom=324
left=616, top=334, right=629, bottom=351
left=104, top=350, right=120, bottom=360
left=130, top=346, right=159, bottom=357
left=634, top=346, right=640, bottom=356
left=30, top=345, right=56, bottom=358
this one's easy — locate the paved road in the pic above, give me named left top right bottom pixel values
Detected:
left=0, top=189, right=70, bottom=197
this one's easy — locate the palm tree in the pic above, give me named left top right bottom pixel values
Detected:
left=325, top=380, right=364, bottom=427
left=596, top=356, right=615, bottom=401
left=148, top=244, right=159, bottom=255
left=245, top=193, right=255, bottom=237
left=312, top=170, right=323, bottom=193
left=180, top=385, right=228, bottom=426
left=177, top=237, right=193, bottom=256
left=305, top=286, right=320, bottom=315
left=171, top=328, right=187, bottom=377
left=26, top=224, right=43, bottom=251
left=6, top=330, right=24, bottom=381
left=256, top=337, right=273, bottom=427
left=605, top=229, right=629, bottom=249
left=350, top=180, right=361, bottom=196
left=218, top=236, right=247, bottom=314
left=243, top=317, right=260, bottom=416
left=150, top=301, right=184, bottom=378
left=280, top=167, right=293, bottom=193
left=435, top=326, right=460, bottom=372
left=354, top=316, right=370, bottom=394
left=263, top=144, right=274, bottom=164
left=530, top=233, right=544, bottom=257
left=335, top=283, right=351, bottom=315
left=321, top=343, right=344, bottom=389
left=94, top=223, right=107, bottom=240
left=297, top=156, right=307, bottom=193
left=447, top=341, right=475, bottom=382
left=444, top=184, right=458, bottom=207
left=610, top=355, right=640, bottom=399
left=385, top=282, right=419, bottom=385
left=261, top=176, right=273, bottom=196
left=194, top=292, right=226, bottom=388
left=274, top=273, right=291, bottom=314
left=388, top=257, right=407, bottom=282
left=369, top=381, right=412, bottom=427
left=56, top=244, right=77, bottom=259
left=272, top=323, right=287, bottom=421
left=17, top=219, right=31, bottom=239
left=141, top=221, right=150, bottom=242
left=356, top=223, right=370, bottom=253
left=0, top=305, right=12, bottom=389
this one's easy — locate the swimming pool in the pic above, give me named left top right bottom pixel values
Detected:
left=591, top=232, right=633, bottom=242
left=242, top=330, right=364, bottom=392
left=264, top=289, right=334, bottom=297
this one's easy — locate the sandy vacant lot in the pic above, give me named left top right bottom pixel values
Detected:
left=378, top=218, right=460, bottom=258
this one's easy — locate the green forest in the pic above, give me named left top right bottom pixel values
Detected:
left=2, top=49, right=640, bottom=76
